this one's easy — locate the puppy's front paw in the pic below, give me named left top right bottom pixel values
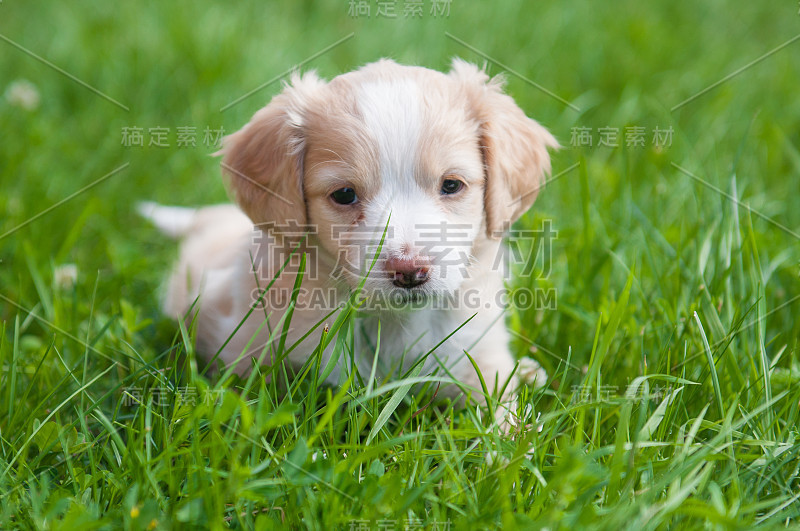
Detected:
left=517, top=357, right=547, bottom=388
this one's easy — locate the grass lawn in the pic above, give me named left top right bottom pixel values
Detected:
left=1, top=0, right=800, bottom=528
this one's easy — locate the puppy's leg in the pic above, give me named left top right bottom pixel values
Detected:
left=515, top=357, right=548, bottom=388
left=456, top=346, right=547, bottom=432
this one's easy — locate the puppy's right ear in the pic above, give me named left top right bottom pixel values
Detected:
left=218, top=72, right=325, bottom=229
left=449, top=59, right=559, bottom=239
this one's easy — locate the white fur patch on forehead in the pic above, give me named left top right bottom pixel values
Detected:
left=356, top=79, right=422, bottom=181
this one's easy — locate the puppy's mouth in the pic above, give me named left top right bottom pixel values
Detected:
left=391, top=287, right=430, bottom=304
left=357, top=283, right=439, bottom=312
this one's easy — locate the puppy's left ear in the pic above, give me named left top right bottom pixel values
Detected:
left=216, top=71, right=326, bottom=231
left=450, top=59, right=559, bottom=239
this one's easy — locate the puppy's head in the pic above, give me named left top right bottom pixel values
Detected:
left=220, top=59, right=558, bottom=303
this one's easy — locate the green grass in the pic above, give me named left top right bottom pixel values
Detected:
left=2, top=0, right=800, bottom=528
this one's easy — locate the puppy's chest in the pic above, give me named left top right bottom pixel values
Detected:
left=356, top=310, right=479, bottom=372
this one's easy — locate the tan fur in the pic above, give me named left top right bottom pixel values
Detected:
left=449, top=59, right=560, bottom=237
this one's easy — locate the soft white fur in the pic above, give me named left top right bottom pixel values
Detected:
left=141, top=59, right=558, bottom=420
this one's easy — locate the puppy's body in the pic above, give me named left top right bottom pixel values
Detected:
left=145, top=202, right=518, bottom=394
left=144, top=59, right=556, bottom=406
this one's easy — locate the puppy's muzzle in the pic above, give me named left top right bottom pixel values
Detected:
left=385, top=256, right=431, bottom=289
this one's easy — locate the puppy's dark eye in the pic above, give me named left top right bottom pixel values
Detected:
left=331, top=187, right=358, bottom=205
left=440, top=179, right=464, bottom=195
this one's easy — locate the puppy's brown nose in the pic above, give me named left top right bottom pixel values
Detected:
left=384, top=256, right=431, bottom=289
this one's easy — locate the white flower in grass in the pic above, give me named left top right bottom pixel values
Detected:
left=311, top=451, right=327, bottom=462
left=5, top=79, right=40, bottom=110
left=54, top=264, right=78, bottom=289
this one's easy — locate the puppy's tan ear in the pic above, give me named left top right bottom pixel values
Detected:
left=450, top=59, right=559, bottom=238
left=218, top=72, right=325, bottom=229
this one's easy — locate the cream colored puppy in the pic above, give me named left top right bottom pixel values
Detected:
left=141, top=59, right=557, bottom=416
